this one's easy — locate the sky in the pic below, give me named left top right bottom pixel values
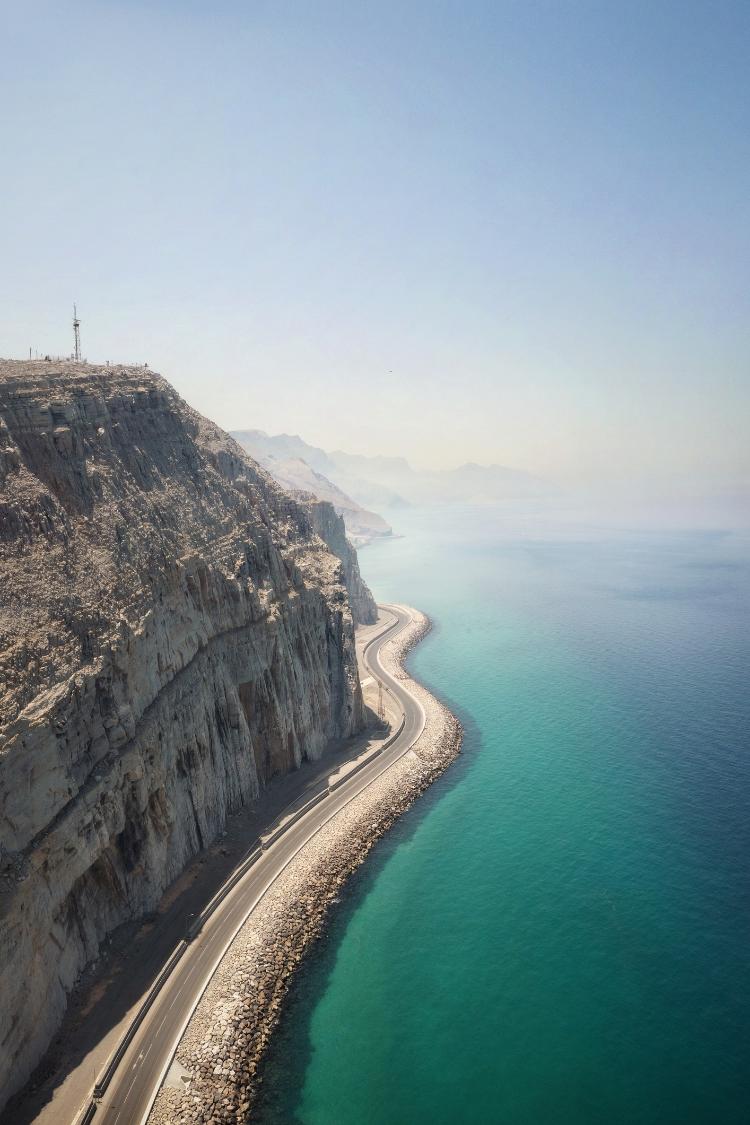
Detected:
left=1, top=1, right=749, bottom=488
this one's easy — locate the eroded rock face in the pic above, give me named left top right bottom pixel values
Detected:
left=300, top=496, right=378, bottom=625
left=0, top=360, right=366, bottom=1109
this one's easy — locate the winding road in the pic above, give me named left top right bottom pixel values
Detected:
left=89, top=604, right=424, bottom=1125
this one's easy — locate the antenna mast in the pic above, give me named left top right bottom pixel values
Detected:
left=73, top=304, right=81, bottom=361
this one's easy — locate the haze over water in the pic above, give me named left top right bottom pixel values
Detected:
left=259, top=502, right=750, bottom=1125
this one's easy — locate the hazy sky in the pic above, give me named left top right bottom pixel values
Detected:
left=2, top=1, right=749, bottom=485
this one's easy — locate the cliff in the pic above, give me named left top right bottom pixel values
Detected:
left=0, top=360, right=370, bottom=1109
left=298, top=496, right=378, bottom=624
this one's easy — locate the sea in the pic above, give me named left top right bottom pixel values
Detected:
left=257, top=500, right=750, bottom=1125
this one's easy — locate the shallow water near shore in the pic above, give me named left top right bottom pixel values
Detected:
left=257, top=503, right=750, bottom=1125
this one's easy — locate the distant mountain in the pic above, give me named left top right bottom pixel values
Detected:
left=232, top=431, right=392, bottom=547
left=327, top=452, right=548, bottom=505
left=330, top=451, right=414, bottom=478
left=233, top=430, right=335, bottom=476
left=231, top=429, right=550, bottom=515
left=423, top=461, right=549, bottom=503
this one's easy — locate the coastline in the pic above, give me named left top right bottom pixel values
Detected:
left=149, top=605, right=462, bottom=1124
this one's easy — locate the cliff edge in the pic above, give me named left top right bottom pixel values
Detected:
left=301, top=495, right=378, bottom=624
left=0, top=360, right=371, bottom=1108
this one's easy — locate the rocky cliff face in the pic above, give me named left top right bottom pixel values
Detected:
left=0, top=360, right=370, bottom=1109
left=299, top=497, right=378, bottom=625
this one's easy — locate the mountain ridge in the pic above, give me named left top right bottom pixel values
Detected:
left=231, top=428, right=551, bottom=511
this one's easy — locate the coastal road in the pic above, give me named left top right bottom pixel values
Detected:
left=91, top=604, right=424, bottom=1125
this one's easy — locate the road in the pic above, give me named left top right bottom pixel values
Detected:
left=92, top=604, right=424, bottom=1125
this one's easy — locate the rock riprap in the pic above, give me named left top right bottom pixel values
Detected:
left=0, top=359, right=372, bottom=1110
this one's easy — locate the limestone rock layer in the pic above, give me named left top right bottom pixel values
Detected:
left=302, top=496, right=378, bottom=625
left=0, top=360, right=368, bottom=1108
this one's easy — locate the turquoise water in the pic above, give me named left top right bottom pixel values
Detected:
left=258, top=505, right=750, bottom=1124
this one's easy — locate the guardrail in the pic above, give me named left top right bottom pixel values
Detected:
left=91, top=939, right=188, bottom=1100
left=186, top=844, right=263, bottom=941
left=78, top=1100, right=97, bottom=1125
left=78, top=611, right=405, bottom=1122
left=328, top=714, right=405, bottom=791
left=260, top=788, right=330, bottom=849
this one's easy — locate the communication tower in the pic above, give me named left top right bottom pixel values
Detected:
left=73, top=304, right=81, bottom=361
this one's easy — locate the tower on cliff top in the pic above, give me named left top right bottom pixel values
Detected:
left=72, top=304, right=81, bottom=361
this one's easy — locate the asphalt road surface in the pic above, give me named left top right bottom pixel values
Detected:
left=93, top=604, right=424, bottom=1125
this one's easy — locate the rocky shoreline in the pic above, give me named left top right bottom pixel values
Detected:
left=149, top=606, right=462, bottom=1124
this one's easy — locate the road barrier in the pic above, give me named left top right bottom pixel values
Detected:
left=92, top=939, right=188, bottom=1099
left=77, top=1100, right=97, bottom=1125
left=186, top=845, right=262, bottom=941
left=260, top=788, right=329, bottom=849
left=328, top=714, right=405, bottom=791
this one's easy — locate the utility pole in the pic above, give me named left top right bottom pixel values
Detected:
left=377, top=681, right=386, bottom=726
left=73, top=304, right=81, bottom=361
